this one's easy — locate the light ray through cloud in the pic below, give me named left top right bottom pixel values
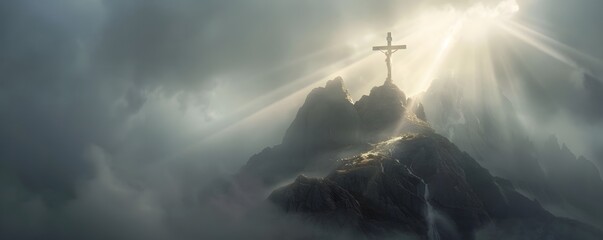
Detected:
left=497, top=21, right=580, bottom=68
left=168, top=0, right=527, bottom=162
left=169, top=0, right=600, bottom=168
left=504, top=20, right=603, bottom=70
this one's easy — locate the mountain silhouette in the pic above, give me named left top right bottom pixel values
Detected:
left=237, top=77, right=603, bottom=239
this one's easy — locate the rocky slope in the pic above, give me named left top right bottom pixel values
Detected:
left=421, top=76, right=603, bottom=228
left=239, top=77, right=602, bottom=239
left=241, top=77, right=427, bottom=185
left=241, top=77, right=366, bottom=184
left=282, top=77, right=361, bottom=151
left=268, top=132, right=599, bottom=239
left=354, top=81, right=408, bottom=141
left=255, top=78, right=603, bottom=239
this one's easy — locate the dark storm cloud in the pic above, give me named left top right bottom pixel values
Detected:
left=1, top=0, right=105, bottom=197
left=0, top=0, right=304, bottom=197
left=0, top=0, right=412, bottom=199
left=0, top=0, right=419, bottom=239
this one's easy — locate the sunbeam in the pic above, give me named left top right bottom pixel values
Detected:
left=504, top=20, right=603, bottom=69
left=171, top=0, right=530, bottom=162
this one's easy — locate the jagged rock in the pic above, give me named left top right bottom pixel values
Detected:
left=327, top=154, right=427, bottom=234
left=270, top=155, right=427, bottom=235
left=415, top=103, right=427, bottom=122
left=421, top=77, right=559, bottom=203
left=538, top=135, right=603, bottom=225
left=238, top=77, right=603, bottom=239
left=355, top=81, right=408, bottom=141
left=268, top=175, right=363, bottom=227
left=243, top=78, right=432, bottom=186
left=269, top=133, right=571, bottom=239
left=283, top=76, right=361, bottom=151
left=423, top=75, right=603, bottom=226
left=242, top=77, right=365, bottom=185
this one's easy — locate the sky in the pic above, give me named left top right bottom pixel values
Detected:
left=1, top=0, right=602, bottom=239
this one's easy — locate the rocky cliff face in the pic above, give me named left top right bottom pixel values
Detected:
left=421, top=76, right=603, bottom=228
left=241, top=77, right=367, bottom=184
left=355, top=81, right=408, bottom=141
left=538, top=136, right=603, bottom=225
left=242, top=77, right=426, bottom=185
left=269, top=132, right=571, bottom=239
left=282, top=77, right=361, bottom=151
left=240, top=77, right=602, bottom=239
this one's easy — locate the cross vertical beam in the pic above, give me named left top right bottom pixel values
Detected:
left=373, top=32, right=406, bottom=84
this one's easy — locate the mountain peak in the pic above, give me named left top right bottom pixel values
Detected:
left=239, top=76, right=603, bottom=239
left=325, top=76, right=344, bottom=89
left=243, top=77, right=431, bottom=184
left=355, top=81, right=410, bottom=141
left=282, top=77, right=361, bottom=150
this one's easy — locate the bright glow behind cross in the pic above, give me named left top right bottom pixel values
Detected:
left=184, top=0, right=603, bottom=161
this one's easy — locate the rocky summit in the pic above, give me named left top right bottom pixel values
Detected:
left=241, top=77, right=367, bottom=185
left=242, top=77, right=427, bottom=185
left=282, top=77, right=361, bottom=151
left=354, top=81, right=407, bottom=141
left=242, top=77, right=603, bottom=239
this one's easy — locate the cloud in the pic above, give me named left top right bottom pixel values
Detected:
left=0, top=0, right=405, bottom=199
left=0, top=0, right=441, bottom=237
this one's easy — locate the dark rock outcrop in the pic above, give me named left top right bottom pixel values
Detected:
left=269, top=153, right=427, bottom=236
left=238, top=77, right=602, bottom=239
left=242, top=77, right=366, bottom=185
left=268, top=175, right=363, bottom=228
left=421, top=76, right=603, bottom=228
left=355, top=81, right=408, bottom=141
left=242, top=77, right=429, bottom=185
left=268, top=133, right=600, bottom=239
left=537, top=136, right=603, bottom=225
left=283, top=77, right=361, bottom=151
left=415, top=103, right=427, bottom=122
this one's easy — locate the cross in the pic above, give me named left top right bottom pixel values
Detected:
left=373, top=32, right=406, bottom=84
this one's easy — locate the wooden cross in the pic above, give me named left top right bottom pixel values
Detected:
left=373, top=32, right=406, bottom=84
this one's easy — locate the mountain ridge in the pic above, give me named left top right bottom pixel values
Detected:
left=239, top=77, right=603, bottom=239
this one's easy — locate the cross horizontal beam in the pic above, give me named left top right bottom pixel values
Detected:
left=372, top=45, right=406, bottom=51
